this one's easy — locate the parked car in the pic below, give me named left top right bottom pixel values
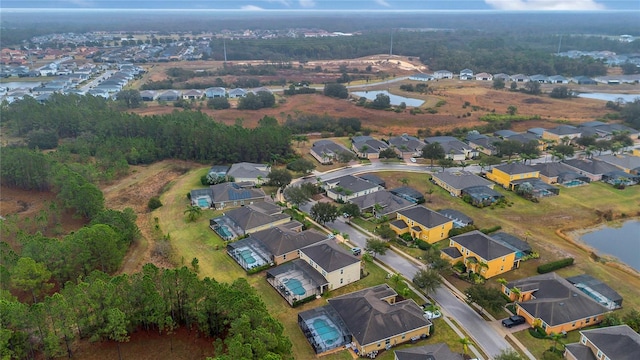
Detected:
left=502, top=315, right=526, bottom=328
left=409, top=157, right=417, bottom=163
left=423, top=310, right=442, bottom=320
left=351, top=247, right=361, bottom=256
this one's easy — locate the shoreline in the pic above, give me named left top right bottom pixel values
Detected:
left=558, top=217, right=640, bottom=276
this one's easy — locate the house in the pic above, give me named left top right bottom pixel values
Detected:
left=299, top=241, right=361, bottom=291
left=548, top=75, right=569, bottom=84
left=486, top=163, right=539, bottom=190
left=529, top=74, right=549, bottom=83
left=504, top=132, right=541, bottom=149
left=351, top=136, right=389, bottom=159
left=157, top=90, right=181, bottom=102
left=298, top=284, right=431, bottom=355
left=433, top=70, right=453, bottom=79
left=459, top=69, right=473, bottom=80
left=437, top=208, right=473, bottom=227
left=390, top=206, right=453, bottom=244
left=601, top=171, right=640, bottom=186
left=460, top=186, right=505, bottom=207
left=227, top=227, right=329, bottom=270
left=349, top=190, right=415, bottom=219
left=424, top=136, right=478, bottom=160
left=310, top=140, right=352, bottom=164
left=182, top=89, right=203, bottom=100
left=595, top=154, right=640, bottom=174
left=572, top=76, right=597, bottom=85
left=566, top=274, right=623, bottom=310
left=208, top=182, right=266, bottom=209
left=510, top=74, right=530, bottom=83
left=228, top=88, right=246, bottom=98
left=209, top=203, right=291, bottom=240
left=205, top=87, right=226, bottom=98
left=527, top=127, right=546, bottom=138
left=441, top=230, right=519, bottom=278
left=409, top=73, right=435, bottom=81
left=493, top=73, right=511, bottom=82
left=389, top=186, right=424, bottom=203
left=475, top=72, right=493, bottom=81
left=387, top=134, right=425, bottom=158
left=531, top=162, right=590, bottom=186
left=490, top=232, right=532, bottom=259
left=394, top=343, right=463, bottom=360
left=431, top=170, right=495, bottom=196
left=562, top=159, right=620, bottom=181
left=357, top=173, right=386, bottom=188
left=466, top=134, right=500, bottom=156
left=227, top=162, right=270, bottom=184
left=207, top=165, right=229, bottom=179
left=250, top=86, right=273, bottom=95
left=565, top=325, right=640, bottom=360
left=542, top=125, right=582, bottom=143
left=635, top=148, right=640, bottom=157
left=494, top=129, right=519, bottom=138
left=578, top=122, right=640, bottom=140
left=139, top=90, right=158, bottom=101
left=324, top=175, right=382, bottom=202
left=511, top=178, right=560, bottom=198
left=502, top=273, right=610, bottom=335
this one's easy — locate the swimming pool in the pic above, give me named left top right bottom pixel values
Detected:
left=284, top=278, right=306, bottom=296
left=240, top=249, right=257, bottom=264
left=564, top=180, right=584, bottom=187
left=311, top=318, right=340, bottom=345
left=197, top=198, right=209, bottom=207
left=217, top=225, right=233, bottom=239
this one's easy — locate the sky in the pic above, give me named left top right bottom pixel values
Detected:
left=1, top=0, right=639, bottom=11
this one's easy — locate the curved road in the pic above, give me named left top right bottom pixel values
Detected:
left=296, top=162, right=516, bottom=359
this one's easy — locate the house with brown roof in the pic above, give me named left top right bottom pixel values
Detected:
left=298, top=284, right=432, bottom=355
left=564, top=325, right=640, bottom=360
left=502, top=273, right=610, bottom=335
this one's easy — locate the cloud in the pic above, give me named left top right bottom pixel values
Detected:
left=241, top=5, right=266, bottom=10
left=484, top=0, right=606, bottom=10
left=375, top=0, right=392, bottom=7
left=63, top=0, right=95, bottom=7
left=298, top=0, right=316, bottom=8
left=264, top=0, right=292, bottom=6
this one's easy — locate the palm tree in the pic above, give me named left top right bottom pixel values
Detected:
left=458, top=337, right=472, bottom=356
left=184, top=205, right=202, bottom=222
left=549, top=332, right=565, bottom=353
left=390, top=273, right=403, bottom=287
left=510, top=287, right=522, bottom=301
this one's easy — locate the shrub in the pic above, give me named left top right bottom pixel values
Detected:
left=537, top=257, right=574, bottom=274
left=415, top=239, right=430, bottom=250
left=148, top=196, right=163, bottom=210
left=529, top=327, right=548, bottom=339
left=480, top=225, right=502, bottom=234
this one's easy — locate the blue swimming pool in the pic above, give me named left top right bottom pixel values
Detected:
left=197, top=198, right=209, bottom=207
left=312, top=318, right=340, bottom=345
left=240, top=249, right=256, bottom=264
left=285, top=278, right=305, bottom=296
left=564, top=180, right=584, bottom=187
left=218, top=225, right=233, bottom=238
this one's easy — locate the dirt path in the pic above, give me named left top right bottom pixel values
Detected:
left=102, top=160, right=199, bottom=274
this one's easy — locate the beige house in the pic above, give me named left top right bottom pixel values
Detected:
left=299, top=241, right=361, bottom=290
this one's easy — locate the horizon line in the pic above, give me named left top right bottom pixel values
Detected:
left=2, top=8, right=638, bottom=13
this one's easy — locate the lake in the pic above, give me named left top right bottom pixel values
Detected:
left=577, top=93, right=640, bottom=103
left=352, top=90, right=424, bottom=107
left=580, top=220, right=640, bottom=272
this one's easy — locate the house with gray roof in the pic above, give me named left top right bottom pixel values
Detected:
left=139, top=90, right=158, bottom=101
left=266, top=259, right=330, bottom=306
left=310, top=139, right=352, bottom=164
left=572, top=76, right=597, bottom=85
left=351, top=136, right=389, bottom=159
left=205, top=87, right=226, bottom=98
left=566, top=274, right=623, bottom=310
left=542, top=125, right=582, bottom=142
left=388, top=134, right=425, bottom=158
left=300, top=241, right=360, bottom=289
left=227, top=162, right=270, bottom=184
left=601, top=170, right=640, bottom=186
left=433, top=70, right=453, bottom=79
left=466, top=134, right=500, bottom=155
left=228, top=88, right=246, bottom=98
left=437, top=208, right=473, bottom=227
left=510, top=74, right=530, bottom=83
left=490, top=232, right=532, bottom=259
left=424, top=136, right=478, bottom=161
left=529, top=74, right=549, bottom=83
left=460, top=186, right=505, bottom=207
left=565, top=325, right=640, bottom=360
left=502, top=273, right=610, bottom=335
left=324, top=175, right=382, bottom=202
left=532, top=162, right=590, bottom=186
left=357, top=173, right=386, bottom=187
left=494, top=129, right=519, bottom=138
left=209, top=203, right=291, bottom=240
left=459, top=69, right=473, bottom=80
left=157, top=90, right=181, bottom=102
left=493, top=73, right=511, bottom=82
left=349, top=190, right=415, bottom=218
left=395, top=343, right=463, bottom=360
left=207, top=182, right=266, bottom=209
left=409, top=73, right=435, bottom=81
left=431, top=170, right=495, bottom=196
left=548, top=75, right=569, bottom=84
left=563, top=159, right=620, bottom=181
left=595, top=154, right=640, bottom=174
left=441, top=230, right=519, bottom=278
left=578, top=122, right=640, bottom=139
left=389, top=186, right=424, bottom=203
left=390, top=206, right=454, bottom=244
left=182, top=89, right=203, bottom=100
left=527, top=127, right=546, bottom=138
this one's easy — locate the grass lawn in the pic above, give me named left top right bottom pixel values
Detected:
left=513, top=325, right=589, bottom=359
left=351, top=216, right=379, bottom=233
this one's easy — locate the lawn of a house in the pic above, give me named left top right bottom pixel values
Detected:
left=512, top=325, right=591, bottom=360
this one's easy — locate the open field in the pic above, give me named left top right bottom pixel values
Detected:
left=367, top=171, right=640, bottom=314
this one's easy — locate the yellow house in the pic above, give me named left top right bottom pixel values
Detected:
left=633, top=148, right=640, bottom=157
left=298, top=241, right=361, bottom=291
left=390, top=206, right=453, bottom=244
left=565, top=325, right=640, bottom=360
left=501, top=273, right=610, bottom=335
left=486, top=163, right=539, bottom=189
left=440, top=230, right=518, bottom=279
left=298, top=284, right=432, bottom=355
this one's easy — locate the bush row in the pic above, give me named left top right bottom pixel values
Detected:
left=537, top=257, right=574, bottom=274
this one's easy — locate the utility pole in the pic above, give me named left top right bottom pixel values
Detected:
left=389, top=29, right=393, bottom=57
left=223, top=39, right=227, bottom=63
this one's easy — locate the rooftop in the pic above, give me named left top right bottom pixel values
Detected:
left=450, top=230, right=515, bottom=261
left=397, top=206, right=452, bottom=229
left=432, top=170, right=493, bottom=190
left=301, top=241, right=360, bottom=272
left=492, top=162, right=537, bottom=175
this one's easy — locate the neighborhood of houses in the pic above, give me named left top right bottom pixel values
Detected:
left=184, top=119, right=639, bottom=358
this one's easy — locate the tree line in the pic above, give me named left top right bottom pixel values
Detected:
left=0, top=264, right=291, bottom=360
left=2, top=94, right=294, bottom=166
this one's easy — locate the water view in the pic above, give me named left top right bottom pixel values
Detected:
left=580, top=220, right=640, bottom=272
left=577, top=93, right=640, bottom=103
left=352, top=90, right=424, bottom=107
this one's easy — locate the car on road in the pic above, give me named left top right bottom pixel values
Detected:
left=501, top=315, right=526, bottom=328
left=409, top=157, right=417, bottom=163
left=423, top=310, right=442, bottom=320
left=351, top=247, right=361, bottom=256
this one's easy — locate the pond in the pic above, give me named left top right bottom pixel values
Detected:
left=580, top=220, right=640, bottom=272
left=351, top=90, right=424, bottom=107
left=576, top=93, right=640, bottom=103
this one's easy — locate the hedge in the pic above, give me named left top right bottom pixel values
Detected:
left=537, top=257, right=574, bottom=274
left=415, top=239, right=430, bottom=250
left=480, top=225, right=502, bottom=234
